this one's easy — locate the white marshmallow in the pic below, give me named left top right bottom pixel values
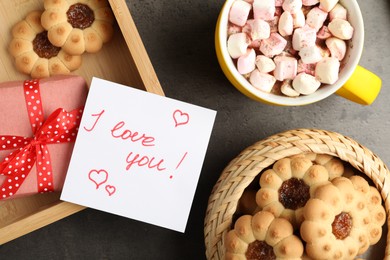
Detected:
left=315, top=57, right=340, bottom=84
left=255, top=55, right=276, bottom=73
left=282, top=0, right=303, bottom=14
left=278, top=11, right=294, bottom=36
left=292, top=25, right=317, bottom=50
left=292, top=9, right=306, bottom=28
left=260, top=32, right=288, bottom=57
left=281, top=80, right=300, bottom=96
left=306, top=7, right=328, bottom=31
left=317, top=26, right=332, bottom=39
left=253, top=0, right=276, bottom=21
left=299, top=45, right=323, bottom=64
left=237, top=48, right=256, bottom=74
left=302, top=0, right=319, bottom=6
left=319, top=0, right=339, bottom=12
left=227, top=33, right=250, bottom=59
left=325, top=37, right=347, bottom=61
left=293, top=72, right=321, bottom=94
left=273, top=55, right=298, bottom=81
left=229, top=0, right=252, bottom=26
left=252, top=19, right=271, bottom=40
left=328, top=18, right=354, bottom=40
left=329, top=3, right=347, bottom=21
left=249, top=69, right=277, bottom=92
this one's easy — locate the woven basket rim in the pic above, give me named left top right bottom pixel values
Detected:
left=204, top=128, right=390, bottom=260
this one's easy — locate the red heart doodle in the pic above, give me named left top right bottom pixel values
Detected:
left=88, top=169, right=108, bottom=189
left=105, top=185, right=116, bottom=196
left=173, top=109, right=189, bottom=127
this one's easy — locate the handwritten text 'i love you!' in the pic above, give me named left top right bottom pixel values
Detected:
left=61, top=78, right=216, bottom=232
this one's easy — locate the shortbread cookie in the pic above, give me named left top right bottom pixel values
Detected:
left=9, top=10, right=82, bottom=78
left=256, top=154, right=335, bottom=228
left=225, top=211, right=303, bottom=259
left=41, top=0, right=114, bottom=55
left=300, top=176, right=384, bottom=259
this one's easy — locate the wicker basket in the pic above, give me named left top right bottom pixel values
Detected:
left=204, top=128, right=390, bottom=259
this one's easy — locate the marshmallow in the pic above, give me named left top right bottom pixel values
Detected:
left=297, top=59, right=316, bottom=75
left=253, top=0, right=275, bottom=21
left=273, top=55, right=298, bottom=81
left=275, top=7, right=283, bottom=17
left=278, top=11, right=294, bottom=36
left=282, top=0, right=303, bottom=14
left=302, top=0, right=319, bottom=6
left=293, top=72, right=321, bottom=94
left=256, top=55, right=276, bottom=73
left=328, top=18, right=354, bottom=40
left=292, top=25, right=317, bottom=50
left=292, top=9, right=306, bottom=28
left=237, top=48, right=256, bottom=74
left=229, top=0, right=252, bottom=26
left=317, top=44, right=331, bottom=58
left=251, top=19, right=271, bottom=40
left=319, top=0, right=339, bottom=12
left=275, top=0, right=284, bottom=7
left=325, top=37, right=347, bottom=61
left=317, top=26, right=332, bottom=39
left=299, top=45, right=323, bottom=64
left=329, top=3, right=347, bottom=21
left=260, top=32, right=288, bottom=57
left=249, top=69, right=277, bottom=92
left=227, top=33, right=250, bottom=59
left=306, top=7, right=328, bottom=31
left=315, top=57, right=340, bottom=84
left=267, top=17, right=280, bottom=33
left=227, top=23, right=242, bottom=36
left=281, top=80, right=300, bottom=96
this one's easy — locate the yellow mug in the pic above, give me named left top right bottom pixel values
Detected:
left=215, top=0, right=382, bottom=106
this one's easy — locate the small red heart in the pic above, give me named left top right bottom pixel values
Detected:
left=88, top=169, right=108, bottom=189
left=173, top=109, right=189, bottom=127
left=105, top=185, right=116, bottom=196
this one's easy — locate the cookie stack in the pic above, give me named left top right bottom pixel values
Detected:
left=224, top=153, right=386, bottom=259
left=8, top=0, right=114, bottom=78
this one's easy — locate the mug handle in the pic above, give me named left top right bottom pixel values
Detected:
left=336, top=65, right=382, bottom=105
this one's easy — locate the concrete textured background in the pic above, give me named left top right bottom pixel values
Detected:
left=1, top=0, right=389, bottom=259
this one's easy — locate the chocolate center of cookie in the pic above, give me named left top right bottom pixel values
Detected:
left=278, top=178, right=310, bottom=210
left=33, top=31, right=61, bottom=59
left=67, top=3, right=94, bottom=29
left=332, top=212, right=352, bottom=240
left=246, top=240, right=276, bottom=260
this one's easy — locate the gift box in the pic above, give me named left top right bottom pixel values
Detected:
left=0, top=75, right=88, bottom=200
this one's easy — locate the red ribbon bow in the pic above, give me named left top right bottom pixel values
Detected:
left=0, top=79, right=83, bottom=200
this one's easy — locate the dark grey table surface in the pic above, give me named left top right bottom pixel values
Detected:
left=1, top=0, right=389, bottom=259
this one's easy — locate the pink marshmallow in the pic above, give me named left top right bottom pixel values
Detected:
left=249, top=69, right=277, bottom=92
left=253, top=0, right=276, bottom=21
left=260, top=32, right=288, bottom=57
left=302, top=0, right=319, bottom=6
left=227, top=23, right=242, bottom=36
left=325, top=37, right=347, bottom=61
left=297, top=59, right=316, bottom=75
left=267, top=16, right=280, bottom=33
left=237, top=48, right=256, bottom=74
left=317, top=25, right=332, bottom=39
left=278, top=11, right=294, bottom=36
left=273, top=55, right=298, bottom=81
left=282, top=0, right=303, bottom=14
left=329, top=4, right=347, bottom=21
left=229, top=0, right=252, bottom=27
left=292, top=25, right=317, bottom=50
left=275, top=0, right=284, bottom=7
left=306, top=7, right=328, bottom=31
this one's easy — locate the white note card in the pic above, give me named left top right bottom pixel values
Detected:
left=61, top=77, right=216, bottom=232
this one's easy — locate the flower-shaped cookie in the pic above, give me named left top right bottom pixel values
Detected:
left=300, top=176, right=385, bottom=259
left=9, top=11, right=82, bottom=78
left=256, top=154, right=338, bottom=228
left=225, top=211, right=303, bottom=259
left=41, top=0, right=114, bottom=55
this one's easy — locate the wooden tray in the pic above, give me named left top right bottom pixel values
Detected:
left=0, top=0, right=164, bottom=244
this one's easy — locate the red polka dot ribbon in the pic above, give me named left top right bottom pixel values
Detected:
left=0, top=79, right=84, bottom=200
